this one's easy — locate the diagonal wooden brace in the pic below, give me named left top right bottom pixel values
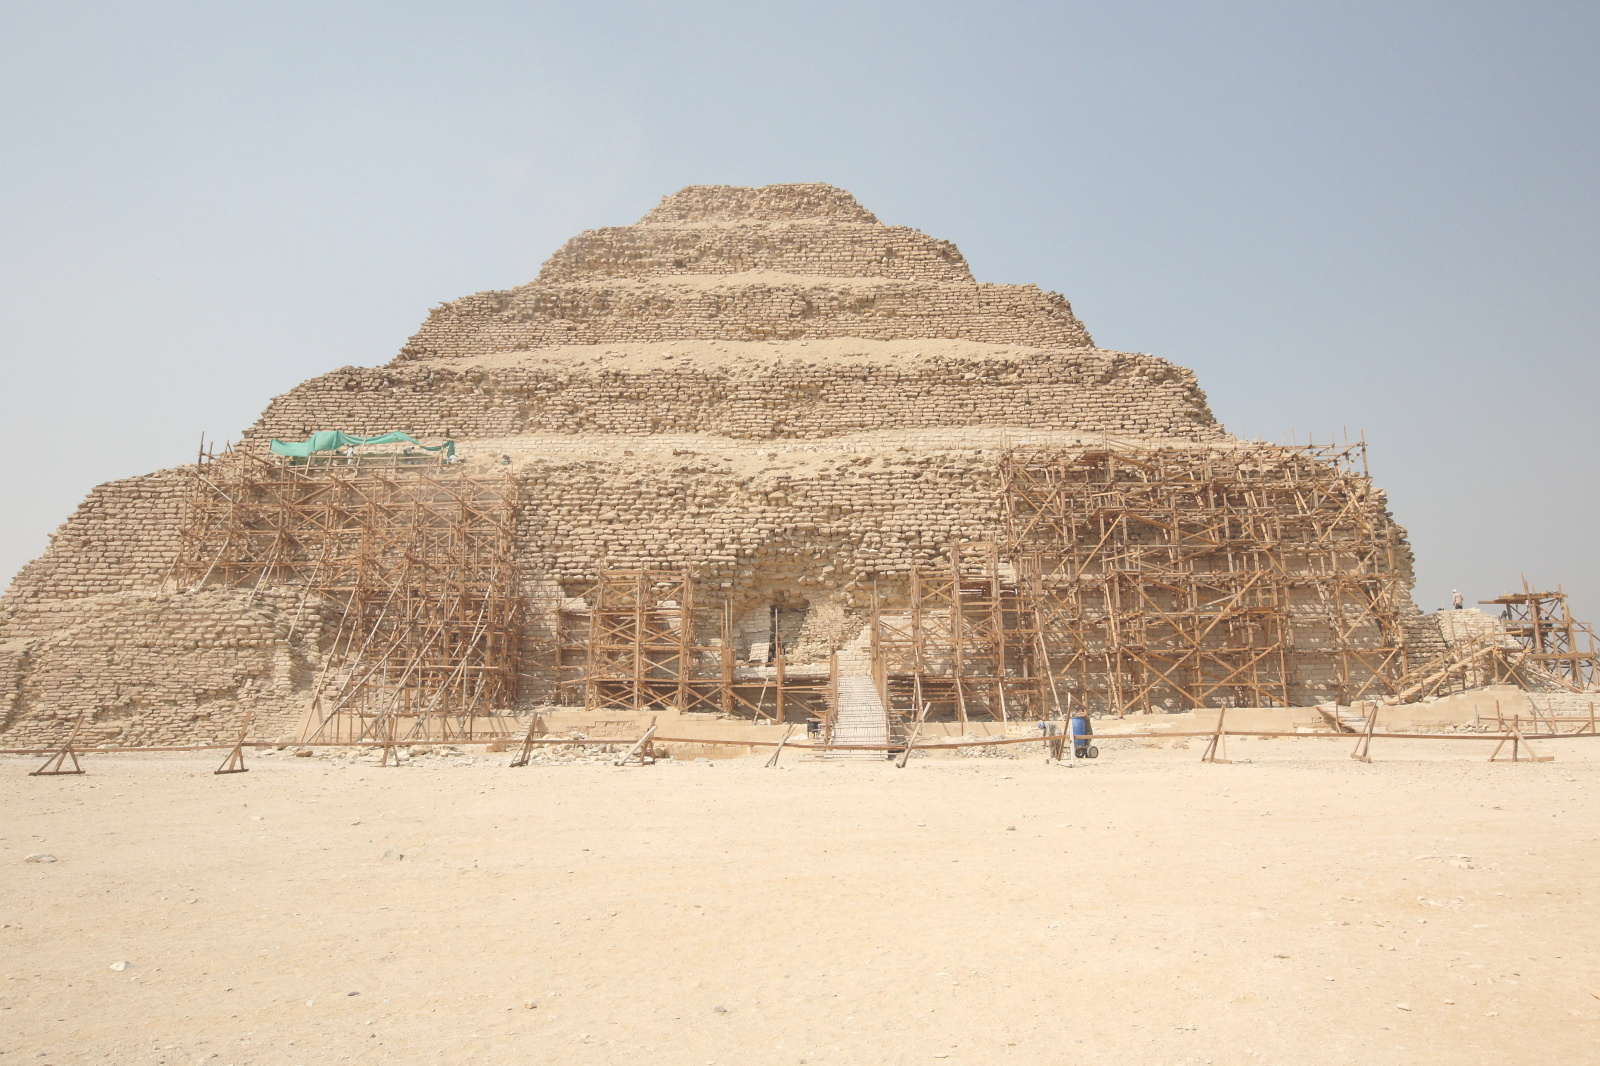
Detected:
left=1350, top=702, right=1378, bottom=762
left=31, top=712, right=88, bottom=777
left=1489, top=725, right=1553, bottom=763
left=896, top=702, right=931, bottom=769
left=1200, top=707, right=1231, bottom=764
left=509, top=711, right=548, bottom=768
left=215, top=710, right=255, bottom=775
left=765, top=724, right=797, bottom=768
left=614, top=724, right=659, bottom=766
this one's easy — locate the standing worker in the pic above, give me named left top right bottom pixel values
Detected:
left=1452, top=589, right=1464, bottom=610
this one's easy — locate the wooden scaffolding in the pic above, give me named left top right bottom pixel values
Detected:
left=862, top=440, right=1413, bottom=722
left=1480, top=579, right=1600, bottom=691
left=534, top=442, right=1417, bottom=726
left=993, top=441, right=1411, bottom=715
left=870, top=545, right=1041, bottom=732
left=553, top=568, right=835, bottom=725
left=175, top=448, right=522, bottom=742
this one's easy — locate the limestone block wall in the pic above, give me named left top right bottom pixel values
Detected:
left=0, top=468, right=328, bottom=748
left=0, top=446, right=1418, bottom=734
left=243, top=348, right=1220, bottom=445
left=0, top=450, right=1009, bottom=651
left=0, top=469, right=186, bottom=639
left=1400, top=608, right=1511, bottom=666
left=1434, top=607, right=1508, bottom=646
left=638, top=184, right=880, bottom=224
left=0, top=589, right=322, bottom=748
left=1401, top=611, right=1450, bottom=661
left=537, top=223, right=972, bottom=284
left=0, top=640, right=26, bottom=736
left=22, top=450, right=1391, bottom=609
left=397, top=278, right=1092, bottom=359
left=400, top=182, right=1093, bottom=358
left=0, top=181, right=1431, bottom=739
left=511, top=451, right=1003, bottom=585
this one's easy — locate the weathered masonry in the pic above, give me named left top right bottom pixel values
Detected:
left=4, top=182, right=1585, bottom=749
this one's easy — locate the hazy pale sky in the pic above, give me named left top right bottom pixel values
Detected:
left=2, top=1, right=1596, bottom=616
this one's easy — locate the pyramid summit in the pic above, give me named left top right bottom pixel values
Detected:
left=638, top=182, right=884, bottom=222
left=245, top=182, right=1206, bottom=445
left=395, top=181, right=1095, bottom=360
left=2, top=183, right=1445, bottom=751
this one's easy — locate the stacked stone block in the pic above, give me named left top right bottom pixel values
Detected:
left=0, top=589, right=323, bottom=748
left=397, top=278, right=1092, bottom=358
left=0, top=181, right=1422, bottom=743
left=397, top=184, right=1091, bottom=360
left=0, top=470, right=189, bottom=650
left=243, top=344, right=1220, bottom=446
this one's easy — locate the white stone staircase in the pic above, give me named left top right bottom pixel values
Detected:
left=828, top=644, right=888, bottom=759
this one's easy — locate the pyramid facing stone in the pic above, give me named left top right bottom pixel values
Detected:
left=0, top=183, right=1423, bottom=750
left=397, top=183, right=1092, bottom=358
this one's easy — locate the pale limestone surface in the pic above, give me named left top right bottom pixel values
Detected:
left=0, top=183, right=1419, bottom=746
left=397, top=184, right=1093, bottom=357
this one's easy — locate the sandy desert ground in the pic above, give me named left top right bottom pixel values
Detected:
left=2, top=736, right=1597, bottom=1066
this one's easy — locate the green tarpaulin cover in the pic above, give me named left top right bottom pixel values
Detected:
left=268, top=431, right=455, bottom=459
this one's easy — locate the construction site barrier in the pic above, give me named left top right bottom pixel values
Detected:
left=6, top=726, right=1598, bottom=760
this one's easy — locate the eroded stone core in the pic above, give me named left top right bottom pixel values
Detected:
left=0, top=183, right=1410, bottom=746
